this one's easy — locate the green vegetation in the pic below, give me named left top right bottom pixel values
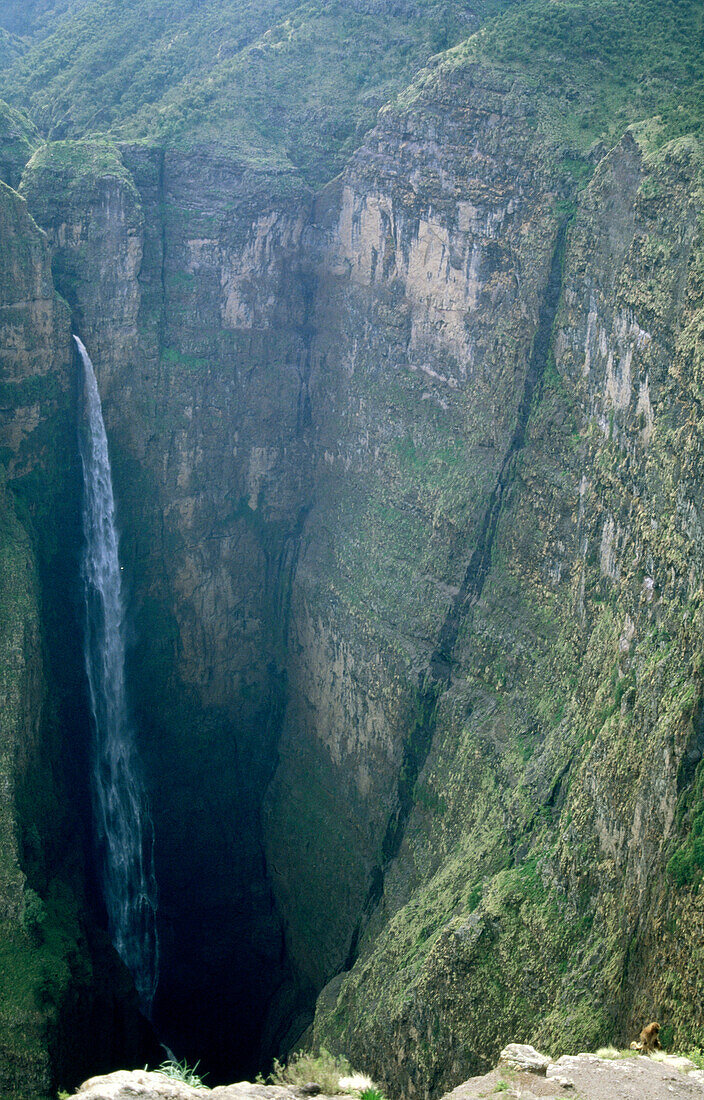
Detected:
left=0, top=97, right=40, bottom=187
left=20, top=888, right=47, bottom=944
left=0, top=0, right=516, bottom=183
left=269, top=1048, right=354, bottom=1093
left=0, top=0, right=88, bottom=38
left=667, top=765, right=704, bottom=886
left=395, top=0, right=704, bottom=157
left=154, top=1059, right=208, bottom=1088
left=23, top=136, right=135, bottom=185
left=3, top=0, right=703, bottom=189
left=0, top=27, right=22, bottom=69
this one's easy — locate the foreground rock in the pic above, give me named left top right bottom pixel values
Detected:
left=442, top=1048, right=704, bottom=1099
left=67, top=1051, right=704, bottom=1100
left=71, top=1071, right=359, bottom=1100
left=498, top=1045, right=552, bottom=1075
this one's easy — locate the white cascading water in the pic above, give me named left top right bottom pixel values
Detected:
left=75, top=335, right=159, bottom=1016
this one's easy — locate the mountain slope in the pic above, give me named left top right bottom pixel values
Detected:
left=0, top=0, right=514, bottom=183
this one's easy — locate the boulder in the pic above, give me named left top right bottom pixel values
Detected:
left=74, top=1071, right=202, bottom=1099
left=498, top=1045, right=552, bottom=1075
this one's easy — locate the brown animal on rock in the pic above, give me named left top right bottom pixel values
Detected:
left=639, top=1021, right=661, bottom=1054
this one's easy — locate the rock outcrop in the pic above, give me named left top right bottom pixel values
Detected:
left=70, top=1070, right=354, bottom=1100
left=66, top=1050, right=704, bottom=1100
left=443, top=1048, right=704, bottom=1099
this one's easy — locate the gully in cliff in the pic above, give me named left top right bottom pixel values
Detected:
left=75, top=335, right=159, bottom=1016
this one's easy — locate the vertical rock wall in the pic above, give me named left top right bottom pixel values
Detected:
left=307, top=122, right=704, bottom=1099
left=20, top=140, right=316, bottom=1076
left=265, top=65, right=566, bottom=1009
left=0, top=179, right=155, bottom=1098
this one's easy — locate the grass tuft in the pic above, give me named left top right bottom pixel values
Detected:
left=154, top=1058, right=208, bottom=1088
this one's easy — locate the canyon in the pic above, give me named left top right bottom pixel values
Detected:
left=1, top=2, right=704, bottom=1098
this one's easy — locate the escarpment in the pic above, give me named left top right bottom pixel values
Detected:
left=265, top=59, right=569, bottom=1016
left=307, top=128, right=704, bottom=1097
left=2, top=1, right=704, bottom=1098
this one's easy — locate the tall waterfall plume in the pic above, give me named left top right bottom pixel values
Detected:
left=75, top=335, right=159, bottom=1015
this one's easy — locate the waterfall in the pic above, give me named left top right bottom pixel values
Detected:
left=75, top=335, right=159, bottom=1016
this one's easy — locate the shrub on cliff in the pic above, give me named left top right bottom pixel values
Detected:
left=269, top=1047, right=376, bottom=1094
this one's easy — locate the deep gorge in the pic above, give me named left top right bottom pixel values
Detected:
left=2, top=2, right=704, bottom=1098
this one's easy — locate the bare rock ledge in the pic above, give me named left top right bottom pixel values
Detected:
left=70, top=1070, right=358, bottom=1100
left=442, top=1046, right=704, bottom=1100
left=69, top=1049, right=704, bottom=1100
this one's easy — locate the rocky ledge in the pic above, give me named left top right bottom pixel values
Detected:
left=68, top=1047, right=704, bottom=1100
left=444, top=1044, right=704, bottom=1099
left=66, top=1047, right=704, bottom=1100
left=69, top=1071, right=360, bottom=1100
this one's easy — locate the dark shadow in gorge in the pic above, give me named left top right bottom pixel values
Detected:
left=144, top=671, right=292, bottom=1084
left=130, top=518, right=313, bottom=1084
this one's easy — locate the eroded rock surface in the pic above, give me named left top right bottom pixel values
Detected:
left=72, top=1070, right=357, bottom=1100
left=0, top=177, right=156, bottom=1097
left=442, top=1053, right=704, bottom=1100
left=499, top=1046, right=552, bottom=1075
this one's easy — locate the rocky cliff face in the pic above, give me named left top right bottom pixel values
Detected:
left=3, top=2, right=704, bottom=1097
left=265, top=57, right=566, bottom=1011
left=0, top=176, right=157, bottom=1098
left=307, top=111, right=704, bottom=1099
left=0, top=184, right=63, bottom=1100
left=19, top=139, right=317, bottom=1077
